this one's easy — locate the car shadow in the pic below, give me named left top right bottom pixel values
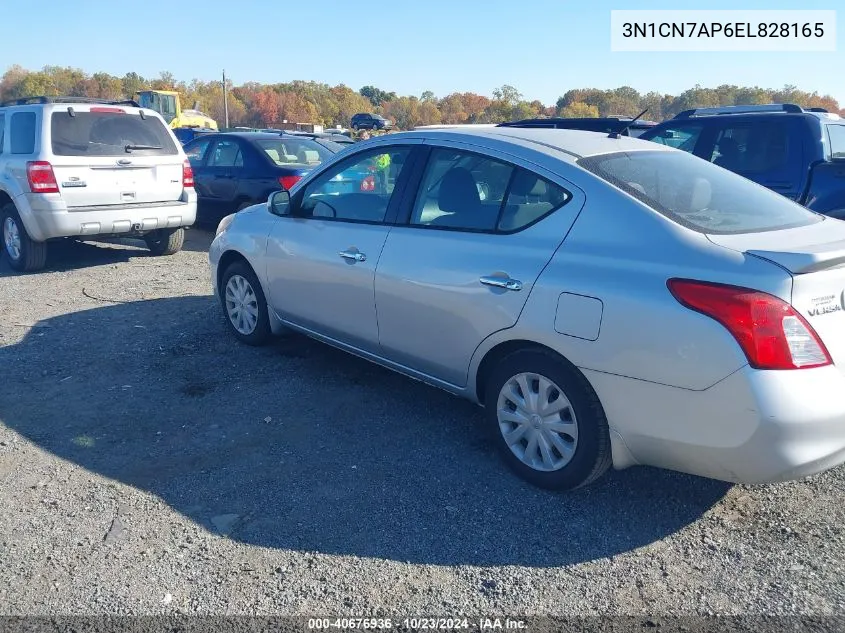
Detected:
left=0, top=229, right=214, bottom=276
left=0, top=296, right=730, bottom=567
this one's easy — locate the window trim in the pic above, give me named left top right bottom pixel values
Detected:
left=0, top=113, right=5, bottom=154
left=289, top=144, right=421, bottom=227
left=398, top=145, right=573, bottom=236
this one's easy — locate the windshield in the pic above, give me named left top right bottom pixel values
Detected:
left=577, top=150, right=823, bottom=235
left=827, top=124, right=845, bottom=160
left=51, top=111, right=179, bottom=157
left=256, top=138, right=336, bottom=166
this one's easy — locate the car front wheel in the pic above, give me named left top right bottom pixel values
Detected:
left=485, top=348, right=612, bottom=490
left=220, top=260, right=271, bottom=346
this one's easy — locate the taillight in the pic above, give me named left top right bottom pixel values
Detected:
left=26, top=161, right=59, bottom=194
left=360, top=175, right=375, bottom=192
left=90, top=107, right=125, bottom=113
left=667, top=279, right=832, bottom=370
left=182, top=160, right=194, bottom=188
left=279, top=175, right=302, bottom=191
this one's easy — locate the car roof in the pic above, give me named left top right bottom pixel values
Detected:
left=376, top=126, right=674, bottom=161
left=200, top=132, right=311, bottom=141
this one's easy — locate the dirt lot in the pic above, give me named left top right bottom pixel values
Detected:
left=1, top=228, right=844, bottom=617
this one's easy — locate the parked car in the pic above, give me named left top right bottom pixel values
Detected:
left=350, top=113, right=393, bottom=131
left=173, top=127, right=216, bottom=145
left=182, top=131, right=342, bottom=224
left=498, top=117, right=658, bottom=137
left=209, top=126, right=845, bottom=491
left=639, top=104, right=845, bottom=217
left=0, top=95, right=196, bottom=272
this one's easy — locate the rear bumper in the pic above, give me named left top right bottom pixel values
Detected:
left=14, top=191, right=197, bottom=242
left=586, top=364, right=845, bottom=484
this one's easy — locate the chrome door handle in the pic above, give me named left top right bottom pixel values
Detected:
left=339, top=250, right=366, bottom=262
left=480, top=276, right=523, bottom=291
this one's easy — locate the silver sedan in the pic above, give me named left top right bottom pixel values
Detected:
left=209, top=126, right=845, bottom=490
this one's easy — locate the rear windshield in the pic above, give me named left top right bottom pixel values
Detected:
left=827, top=124, right=845, bottom=160
left=578, top=150, right=822, bottom=235
left=256, top=138, right=336, bottom=166
left=51, top=111, right=178, bottom=157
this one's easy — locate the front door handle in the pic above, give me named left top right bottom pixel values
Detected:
left=480, top=275, right=523, bottom=291
left=339, top=250, right=366, bottom=262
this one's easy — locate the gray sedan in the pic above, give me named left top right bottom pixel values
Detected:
left=209, top=127, right=845, bottom=490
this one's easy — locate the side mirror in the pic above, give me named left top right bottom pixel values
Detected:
left=268, top=190, right=291, bottom=216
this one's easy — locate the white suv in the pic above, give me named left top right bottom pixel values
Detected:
left=0, top=96, right=197, bottom=272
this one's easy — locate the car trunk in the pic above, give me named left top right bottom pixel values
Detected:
left=50, top=109, right=183, bottom=208
left=708, top=219, right=845, bottom=366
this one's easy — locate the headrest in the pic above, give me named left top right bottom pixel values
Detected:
left=438, top=167, right=480, bottom=213
left=510, top=171, right=547, bottom=197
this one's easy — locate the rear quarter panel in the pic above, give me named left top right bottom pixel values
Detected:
left=470, top=172, right=794, bottom=393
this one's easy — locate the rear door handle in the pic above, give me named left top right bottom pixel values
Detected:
left=339, top=250, right=366, bottom=262
left=480, top=275, right=522, bottom=291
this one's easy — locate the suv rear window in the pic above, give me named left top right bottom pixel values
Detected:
left=827, top=124, right=845, bottom=160
left=51, top=111, right=178, bottom=157
left=578, top=150, right=822, bottom=235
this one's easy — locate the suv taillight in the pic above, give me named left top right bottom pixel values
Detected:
left=667, top=279, right=832, bottom=370
left=26, top=161, right=59, bottom=194
left=182, top=160, right=194, bottom=188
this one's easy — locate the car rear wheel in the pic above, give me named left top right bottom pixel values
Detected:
left=484, top=348, right=612, bottom=490
left=145, top=227, right=185, bottom=256
left=220, top=260, right=271, bottom=346
left=2, top=204, right=47, bottom=272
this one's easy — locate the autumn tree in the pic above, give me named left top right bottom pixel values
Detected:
left=359, top=85, right=396, bottom=107
left=559, top=102, right=599, bottom=118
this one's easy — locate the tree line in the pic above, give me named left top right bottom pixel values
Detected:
left=1, top=65, right=842, bottom=129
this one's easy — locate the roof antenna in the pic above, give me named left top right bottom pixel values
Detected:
left=608, top=108, right=649, bottom=139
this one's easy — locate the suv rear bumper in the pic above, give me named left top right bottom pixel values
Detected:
left=14, top=192, right=197, bottom=242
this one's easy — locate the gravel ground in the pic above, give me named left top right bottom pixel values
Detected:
left=0, top=228, right=844, bottom=618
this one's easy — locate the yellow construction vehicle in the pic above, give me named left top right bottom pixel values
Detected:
left=134, top=90, right=218, bottom=130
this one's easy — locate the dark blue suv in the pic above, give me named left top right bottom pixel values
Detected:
left=639, top=104, right=845, bottom=218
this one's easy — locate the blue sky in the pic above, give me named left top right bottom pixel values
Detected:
left=2, top=0, right=843, bottom=105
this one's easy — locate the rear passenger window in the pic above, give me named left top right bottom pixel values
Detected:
left=410, top=149, right=570, bottom=232
left=10, top=112, right=36, bottom=154
left=708, top=122, right=790, bottom=174
left=411, top=149, right=514, bottom=231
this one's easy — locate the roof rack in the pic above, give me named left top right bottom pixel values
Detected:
left=673, top=103, right=805, bottom=119
left=0, top=96, right=140, bottom=107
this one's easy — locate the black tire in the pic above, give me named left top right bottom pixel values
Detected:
left=484, top=348, right=612, bottom=490
left=1, top=204, right=47, bottom=272
left=219, top=260, right=272, bottom=346
left=145, top=227, right=185, bottom=256
left=352, top=123, right=359, bottom=131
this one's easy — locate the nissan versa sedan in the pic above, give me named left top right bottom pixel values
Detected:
left=208, top=127, right=845, bottom=490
